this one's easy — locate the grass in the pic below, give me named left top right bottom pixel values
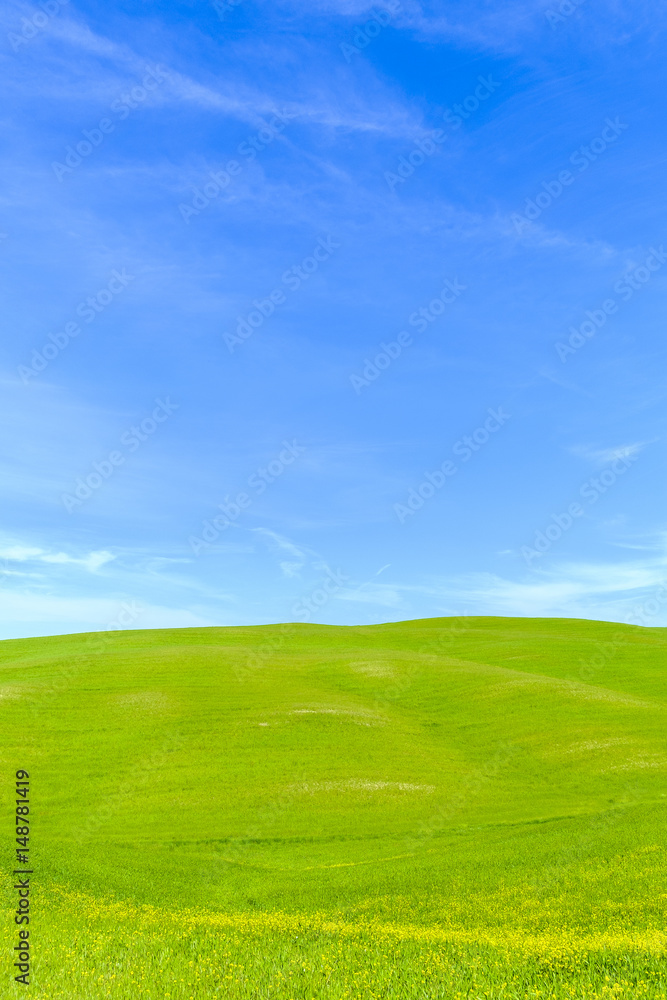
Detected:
left=1, top=616, right=666, bottom=997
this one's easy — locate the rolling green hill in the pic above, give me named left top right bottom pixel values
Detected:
left=2, top=617, right=666, bottom=998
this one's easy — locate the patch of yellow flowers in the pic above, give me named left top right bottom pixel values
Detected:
left=1, top=886, right=664, bottom=999
left=41, top=884, right=667, bottom=955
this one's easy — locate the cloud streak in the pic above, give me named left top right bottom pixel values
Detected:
left=0, top=545, right=114, bottom=572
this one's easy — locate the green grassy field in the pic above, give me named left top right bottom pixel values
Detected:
left=1, top=616, right=666, bottom=998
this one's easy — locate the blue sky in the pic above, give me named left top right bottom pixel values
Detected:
left=1, top=0, right=666, bottom=639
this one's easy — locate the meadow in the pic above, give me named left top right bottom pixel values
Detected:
left=1, top=616, right=666, bottom=997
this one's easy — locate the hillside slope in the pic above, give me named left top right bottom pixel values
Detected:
left=1, top=616, right=666, bottom=930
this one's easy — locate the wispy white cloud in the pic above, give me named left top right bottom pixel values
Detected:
left=569, top=441, right=649, bottom=466
left=0, top=544, right=114, bottom=572
left=425, top=555, right=667, bottom=622
left=388, top=0, right=550, bottom=55
left=538, top=367, right=596, bottom=398
left=0, top=545, right=43, bottom=561
left=2, top=0, right=663, bottom=641
left=253, top=527, right=311, bottom=577
left=8, top=9, right=425, bottom=140
left=253, top=528, right=307, bottom=558
left=0, top=590, right=217, bottom=638
left=388, top=0, right=664, bottom=57
left=327, top=552, right=667, bottom=623
left=46, top=15, right=138, bottom=63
